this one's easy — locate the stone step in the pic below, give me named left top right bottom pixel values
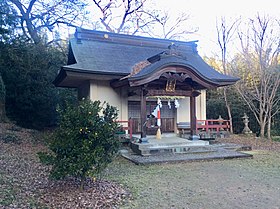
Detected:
left=131, top=142, right=217, bottom=156
left=149, top=146, right=217, bottom=156
left=211, top=143, right=252, bottom=151
left=137, top=142, right=208, bottom=148
left=122, top=149, right=253, bottom=165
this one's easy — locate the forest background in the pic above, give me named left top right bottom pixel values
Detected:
left=0, top=0, right=279, bottom=139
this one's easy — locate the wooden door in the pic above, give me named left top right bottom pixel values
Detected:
left=128, top=101, right=175, bottom=134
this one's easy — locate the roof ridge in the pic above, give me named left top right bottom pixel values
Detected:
left=75, top=28, right=198, bottom=51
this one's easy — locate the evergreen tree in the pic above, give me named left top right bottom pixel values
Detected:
left=39, top=99, right=120, bottom=189
left=0, top=38, right=76, bottom=129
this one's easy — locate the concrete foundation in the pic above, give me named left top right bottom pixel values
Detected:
left=130, top=134, right=211, bottom=156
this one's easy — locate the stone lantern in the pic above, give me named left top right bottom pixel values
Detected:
left=218, top=115, right=224, bottom=131
left=242, top=113, right=252, bottom=134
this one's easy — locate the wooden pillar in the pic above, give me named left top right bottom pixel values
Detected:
left=190, top=95, right=197, bottom=136
left=140, top=87, right=147, bottom=138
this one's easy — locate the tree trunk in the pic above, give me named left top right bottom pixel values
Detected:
left=259, top=106, right=266, bottom=138
left=259, top=120, right=266, bottom=139
left=80, top=176, right=85, bottom=191
left=223, top=88, right=233, bottom=134
left=267, top=111, right=272, bottom=141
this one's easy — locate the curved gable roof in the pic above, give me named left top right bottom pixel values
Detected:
left=65, top=28, right=197, bottom=75
left=128, top=54, right=238, bottom=87
left=54, top=28, right=239, bottom=88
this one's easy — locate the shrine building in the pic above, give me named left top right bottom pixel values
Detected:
left=53, top=28, right=239, bottom=139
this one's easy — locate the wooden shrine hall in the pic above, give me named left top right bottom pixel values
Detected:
left=54, top=28, right=239, bottom=141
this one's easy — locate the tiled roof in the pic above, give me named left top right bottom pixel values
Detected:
left=54, top=28, right=239, bottom=87
left=129, top=54, right=238, bottom=84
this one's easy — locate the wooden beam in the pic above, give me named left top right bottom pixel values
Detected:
left=110, top=79, right=129, bottom=88
left=147, top=89, right=201, bottom=97
left=161, top=72, right=190, bottom=82
left=190, top=95, right=197, bottom=136
left=140, top=87, right=147, bottom=138
left=129, top=66, right=219, bottom=89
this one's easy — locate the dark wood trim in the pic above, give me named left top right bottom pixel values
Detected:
left=129, top=66, right=219, bottom=89
left=140, top=87, right=147, bottom=138
left=110, top=79, right=129, bottom=88
left=147, top=89, right=201, bottom=97
left=190, top=95, right=197, bottom=135
left=161, top=72, right=190, bottom=82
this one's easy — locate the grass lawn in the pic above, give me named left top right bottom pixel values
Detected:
left=104, top=150, right=280, bottom=209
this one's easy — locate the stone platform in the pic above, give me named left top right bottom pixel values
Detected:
left=130, top=134, right=210, bottom=156
left=121, top=134, right=253, bottom=164
left=121, top=148, right=253, bottom=165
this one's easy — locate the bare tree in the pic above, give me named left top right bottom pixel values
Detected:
left=8, top=0, right=89, bottom=44
left=91, top=0, right=196, bottom=39
left=92, top=0, right=145, bottom=34
left=235, top=14, right=280, bottom=139
left=146, top=11, right=198, bottom=39
left=7, top=0, right=195, bottom=43
left=216, top=16, right=240, bottom=133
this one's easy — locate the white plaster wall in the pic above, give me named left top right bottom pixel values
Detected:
left=198, top=90, right=206, bottom=120
left=176, top=90, right=206, bottom=123
left=87, top=80, right=206, bottom=123
left=176, top=97, right=190, bottom=123
left=89, top=80, right=128, bottom=121
left=120, top=86, right=128, bottom=121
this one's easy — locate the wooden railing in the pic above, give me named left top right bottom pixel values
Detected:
left=196, top=119, right=230, bottom=133
left=177, top=119, right=231, bottom=138
left=116, top=119, right=133, bottom=139
left=116, top=119, right=230, bottom=140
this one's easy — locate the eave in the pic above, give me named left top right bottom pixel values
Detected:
left=53, top=67, right=128, bottom=88
left=127, top=56, right=239, bottom=89
left=128, top=65, right=221, bottom=89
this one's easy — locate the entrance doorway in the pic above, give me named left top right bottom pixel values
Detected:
left=128, top=101, right=175, bottom=134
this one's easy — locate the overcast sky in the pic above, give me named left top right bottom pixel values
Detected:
left=154, top=0, right=279, bottom=56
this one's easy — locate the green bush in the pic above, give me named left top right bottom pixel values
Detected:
left=271, top=125, right=280, bottom=142
left=272, top=136, right=280, bottom=142
left=38, top=99, right=120, bottom=189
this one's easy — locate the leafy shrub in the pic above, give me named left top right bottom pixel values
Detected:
left=38, top=99, right=120, bottom=189
left=272, top=136, right=280, bottom=142
left=271, top=127, right=280, bottom=142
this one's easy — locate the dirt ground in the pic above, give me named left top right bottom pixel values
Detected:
left=217, top=134, right=280, bottom=151
left=0, top=123, right=128, bottom=208
left=0, top=122, right=280, bottom=209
